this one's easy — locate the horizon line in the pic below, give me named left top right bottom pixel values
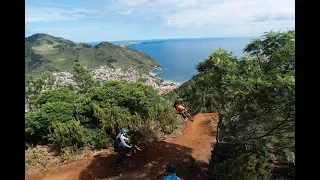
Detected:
left=25, top=33, right=256, bottom=43
left=78, top=36, right=257, bottom=43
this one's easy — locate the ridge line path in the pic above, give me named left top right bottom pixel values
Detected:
left=26, top=113, right=218, bottom=180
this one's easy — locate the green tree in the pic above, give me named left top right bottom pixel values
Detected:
left=78, top=80, right=178, bottom=142
left=49, top=120, right=84, bottom=149
left=31, top=87, right=77, bottom=108
left=71, top=63, right=95, bottom=93
left=82, top=125, right=110, bottom=149
left=25, top=65, right=178, bottom=151
left=25, top=71, right=56, bottom=110
left=25, top=102, right=75, bottom=142
left=172, top=30, right=295, bottom=179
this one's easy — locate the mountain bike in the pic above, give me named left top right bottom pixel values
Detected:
left=181, top=108, right=193, bottom=122
left=174, top=104, right=193, bottom=122
left=111, top=141, right=148, bottom=168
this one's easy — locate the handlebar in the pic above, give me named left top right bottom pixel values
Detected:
left=134, top=144, right=142, bottom=151
left=128, top=144, right=142, bottom=151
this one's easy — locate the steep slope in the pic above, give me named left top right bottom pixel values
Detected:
left=25, top=113, right=217, bottom=180
left=25, top=34, right=159, bottom=74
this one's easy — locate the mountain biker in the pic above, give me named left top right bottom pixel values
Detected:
left=174, top=99, right=186, bottom=114
left=162, top=164, right=181, bottom=180
left=113, top=128, right=132, bottom=156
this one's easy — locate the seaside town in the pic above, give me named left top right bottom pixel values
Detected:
left=53, top=65, right=181, bottom=95
left=25, top=66, right=180, bottom=112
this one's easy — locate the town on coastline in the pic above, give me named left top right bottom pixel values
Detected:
left=26, top=66, right=180, bottom=112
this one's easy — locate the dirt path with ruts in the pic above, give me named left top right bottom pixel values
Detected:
left=26, top=113, right=218, bottom=180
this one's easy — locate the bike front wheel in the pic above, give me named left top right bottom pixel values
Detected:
left=182, top=111, right=193, bottom=121
left=186, top=113, right=193, bottom=121
left=135, top=142, right=149, bottom=153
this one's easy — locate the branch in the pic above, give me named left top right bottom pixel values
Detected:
left=249, top=111, right=292, bottom=140
left=217, top=110, right=293, bottom=144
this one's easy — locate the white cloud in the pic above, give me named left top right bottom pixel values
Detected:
left=164, top=0, right=295, bottom=28
left=118, top=0, right=149, bottom=7
left=108, top=0, right=294, bottom=34
left=116, top=10, right=132, bottom=15
left=108, top=0, right=199, bottom=14
left=27, top=26, right=97, bottom=32
left=25, top=6, right=100, bottom=22
left=26, top=0, right=295, bottom=39
left=151, top=0, right=198, bottom=8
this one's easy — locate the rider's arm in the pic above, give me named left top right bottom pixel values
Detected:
left=122, top=136, right=129, bottom=141
left=120, top=134, right=132, bottom=148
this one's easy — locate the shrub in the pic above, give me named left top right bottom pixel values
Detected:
left=25, top=101, right=75, bottom=143
left=210, top=143, right=267, bottom=180
left=83, top=126, right=110, bottom=149
left=31, top=87, right=77, bottom=107
left=25, top=110, right=45, bottom=142
left=25, top=146, right=59, bottom=170
left=49, top=120, right=84, bottom=149
left=25, top=67, right=179, bottom=152
left=41, top=102, right=75, bottom=123
left=131, top=119, right=160, bottom=143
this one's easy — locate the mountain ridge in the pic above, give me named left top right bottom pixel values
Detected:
left=25, top=33, right=159, bottom=74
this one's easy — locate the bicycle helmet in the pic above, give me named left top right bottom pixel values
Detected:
left=167, top=163, right=177, bottom=174
left=174, top=99, right=183, bottom=106
left=120, top=128, right=129, bottom=134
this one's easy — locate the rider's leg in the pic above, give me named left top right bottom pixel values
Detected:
left=120, top=146, right=131, bottom=156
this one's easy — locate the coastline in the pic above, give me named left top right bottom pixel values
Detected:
left=146, top=67, right=182, bottom=94
left=148, top=71, right=182, bottom=85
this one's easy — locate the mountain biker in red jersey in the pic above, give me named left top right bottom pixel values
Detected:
left=174, top=99, right=186, bottom=114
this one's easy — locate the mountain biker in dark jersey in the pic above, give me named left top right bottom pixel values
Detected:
left=162, top=164, right=181, bottom=180
left=113, top=128, right=132, bottom=156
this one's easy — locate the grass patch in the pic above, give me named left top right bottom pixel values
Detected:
left=25, top=145, right=94, bottom=171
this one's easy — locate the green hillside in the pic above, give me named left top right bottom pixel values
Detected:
left=25, top=33, right=159, bottom=74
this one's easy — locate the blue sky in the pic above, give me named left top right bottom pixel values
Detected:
left=25, top=0, right=295, bottom=42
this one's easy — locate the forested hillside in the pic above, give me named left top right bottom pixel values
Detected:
left=168, top=30, right=295, bottom=179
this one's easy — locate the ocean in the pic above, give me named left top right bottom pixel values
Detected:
left=85, top=37, right=254, bottom=83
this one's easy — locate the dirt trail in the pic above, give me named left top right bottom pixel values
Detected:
left=174, top=113, right=217, bottom=163
left=26, top=113, right=218, bottom=180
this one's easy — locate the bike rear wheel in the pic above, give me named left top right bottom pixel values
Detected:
left=186, top=112, right=193, bottom=121
left=110, top=154, right=125, bottom=168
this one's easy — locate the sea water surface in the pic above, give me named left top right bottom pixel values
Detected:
left=86, top=37, right=254, bottom=83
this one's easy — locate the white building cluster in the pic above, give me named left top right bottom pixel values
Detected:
left=52, top=72, right=75, bottom=86
left=51, top=66, right=180, bottom=95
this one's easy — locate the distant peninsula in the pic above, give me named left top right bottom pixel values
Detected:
left=116, top=40, right=165, bottom=47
